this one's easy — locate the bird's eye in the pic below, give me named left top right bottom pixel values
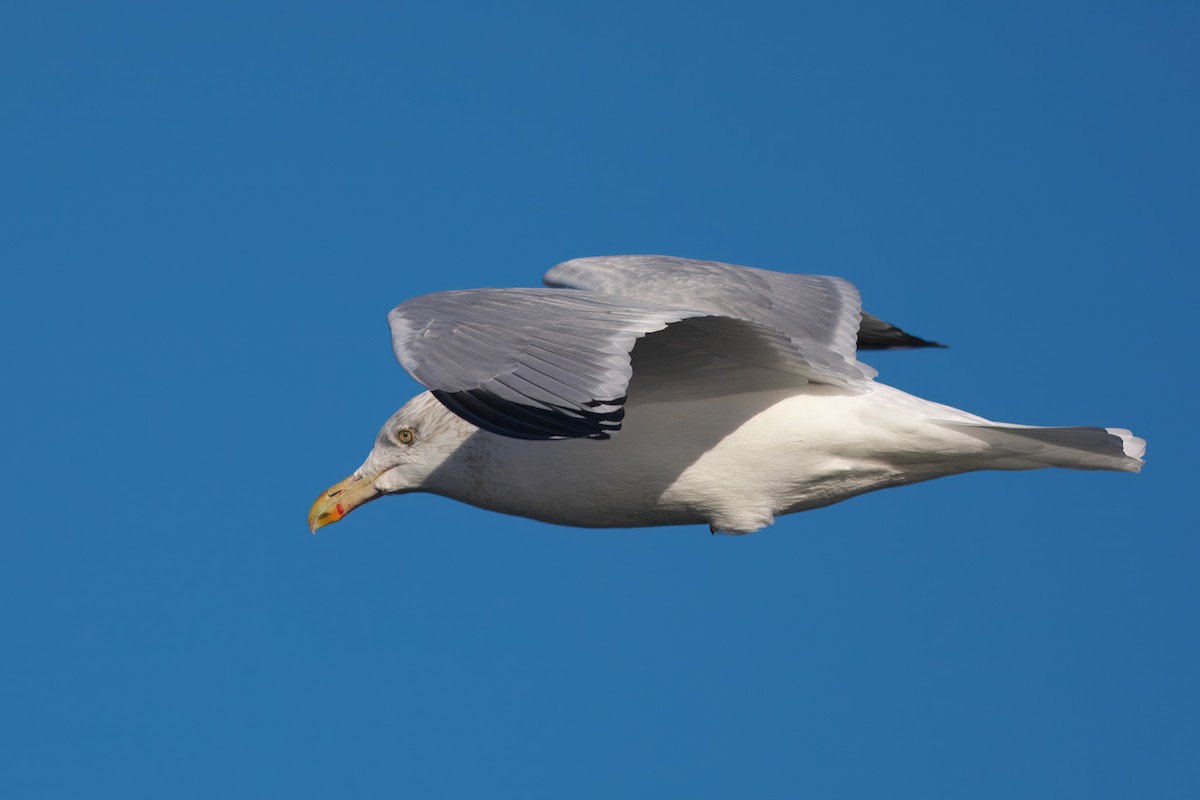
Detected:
left=395, top=427, right=416, bottom=445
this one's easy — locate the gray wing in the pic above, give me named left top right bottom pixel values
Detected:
left=546, top=255, right=943, bottom=352
left=388, top=288, right=851, bottom=440
left=545, top=256, right=869, bottom=379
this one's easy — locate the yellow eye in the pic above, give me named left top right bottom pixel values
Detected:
left=395, top=427, right=415, bottom=445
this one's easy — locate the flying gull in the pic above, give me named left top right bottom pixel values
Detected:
left=309, top=256, right=1144, bottom=534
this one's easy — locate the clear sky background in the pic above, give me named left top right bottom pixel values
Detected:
left=3, top=2, right=1197, bottom=797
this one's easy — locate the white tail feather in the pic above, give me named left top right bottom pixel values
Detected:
left=936, top=421, right=1146, bottom=473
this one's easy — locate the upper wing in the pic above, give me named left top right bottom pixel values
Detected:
left=387, top=287, right=864, bottom=440
left=546, top=255, right=943, bottom=352
left=545, top=255, right=868, bottom=375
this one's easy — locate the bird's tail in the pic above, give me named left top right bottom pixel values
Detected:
left=934, top=421, right=1146, bottom=473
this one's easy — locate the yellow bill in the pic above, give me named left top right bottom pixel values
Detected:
left=308, top=473, right=382, bottom=533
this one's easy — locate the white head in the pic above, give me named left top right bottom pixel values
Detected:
left=307, top=392, right=474, bottom=532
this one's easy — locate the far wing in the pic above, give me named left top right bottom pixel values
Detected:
left=546, top=255, right=942, bottom=355
left=545, top=256, right=869, bottom=382
left=388, top=288, right=853, bottom=440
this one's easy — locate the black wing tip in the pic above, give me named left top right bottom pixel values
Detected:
left=861, top=335, right=949, bottom=351
left=432, top=389, right=625, bottom=441
left=857, top=314, right=948, bottom=351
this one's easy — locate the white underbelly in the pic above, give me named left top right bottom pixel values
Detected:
left=444, top=384, right=981, bottom=532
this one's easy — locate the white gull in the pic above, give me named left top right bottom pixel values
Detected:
left=309, top=256, right=1144, bottom=535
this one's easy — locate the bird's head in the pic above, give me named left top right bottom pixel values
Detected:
left=307, top=392, right=471, bottom=532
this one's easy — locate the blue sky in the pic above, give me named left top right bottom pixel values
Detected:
left=3, top=2, right=1197, bottom=797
